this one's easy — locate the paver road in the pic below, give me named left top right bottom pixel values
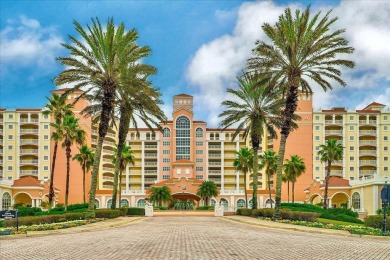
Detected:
left=1, top=217, right=389, bottom=260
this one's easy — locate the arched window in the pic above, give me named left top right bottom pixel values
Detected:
left=215, top=133, right=219, bottom=140
left=210, top=133, right=214, bottom=140
left=146, top=133, right=151, bottom=140
left=163, top=127, right=170, bottom=138
left=249, top=199, right=254, bottom=209
left=196, top=128, right=203, bottom=138
left=121, top=199, right=129, bottom=208
left=152, top=133, right=156, bottom=140
left=131, top=133, right=135, bottom=140
left=176, top=116, right=190, bottom=160
left=220, top=198, right=228, bottom=210
left=352, top=192, right=360, bottom=210
left=2, top=192, right=11, bottom=210
left=265, top=199, right=274, bottom=208
left=237, top=199, right=245, bottom=208
left=106, top=199, right=112, bottom=209
left=210, top=198, right=216, bottom=206
left=137, top=199, right=146, bottom=208
left=95, top=199, right=100, bottom=209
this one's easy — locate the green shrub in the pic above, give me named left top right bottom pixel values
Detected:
left=320, top=212, right=363, bottom=224
left=3, top=212, right=86, bottom=227
left=127, top=207, right=145, bottom=216
left=17, top=207, right=42, bottom=217
left=251, top=209, right=264, bottom=217
left=94, top=209, right=121, bottom=219
left=281, top=203, right=324, bottom=213
left=237, top=208, right=319, bottom=222
left=364, top=215, right=390, bottom=230
left=263, top=209, right=274, bottom=218
left=50, top=206, right=65, bottom=213
left=236, top=208, right=252, bottom=216
left=326, top=208, right=358, bottom=218
left=196, top=206, right=215, bottom=210
left=67, top=203, right=89, bottom=211
left=376, top=207, right=390, bottom=215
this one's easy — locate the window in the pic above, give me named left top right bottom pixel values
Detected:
left=385, top=146, right=388, bottom=151
left=315, top=126, right=320, bottom=131
left=196, top=158, right=203, bottom=163
left=137, top=199, right=145, bottom=208
left=385, top=167, right=389, bottom=172
left=315, top=166, right=320, bottom=171
left=315, top=136, right=320, bottom=141
left=350, top=146, right=354, bottom=151
left=163, top=127, right=170, bottom=138
left=8, top=124, right=13, bottom=130
left=350, top=126, right=354, bottom=131
left=44, top=145, right=49, bottom=150
left=196, top=141, right=203, bottom=146
left=44, top=166, right=49, bottom=171
left=8, top=145, right=12, bottom=150
left=120, top=199, right=129, bottom=207
left=8, top=114, right=13, bottom=119
left=7, top=176, right=12, bottom=180
left=196, top=167, right=203, bottom=171
left=315, top=146, right=319, bottom=151
left=95, top=199, right=100, bottom=209
left=176, top=116, right=190, bottom=160
left=163, top=150, right=170, bottom=154
left=44, top=124, right=49, bottom=130
left=163, top=158, right=170, bottom=163
left=44, top=156, right=49, bottom=161
left=163, top=167, right=170, bottom=171
left=349, top=116, right=354, bottom=121
left=163, top=141, right=170, bottom=146
left=196, top=175, right=203, bottom=180
left=44, top=114, right=49, bottom=119
left=385, top=157, right=388, bottom=161
left=384, top=126, right=388, bottom=131
left=237, top=199, right=245, bottom=208
left=349, top=136, right=354, bottom=141
left=384, top=136, right=388, bottom=141
left=315, top=116, right=320, bottom=120
left=44, top=177, right=48, bottom=180
left=44, top=135, right=49, bottom=140
left=210, top=199, right=216, bottom=206
left=315, top=156, right=319, bottom=161
left=1, top=192, right=11, bottom=210
left=350, top=177, right=354, bottom=181
left=8, top=135, right=13, bottom=140
left=352, top=192, right=360, bottom=210
left=163, top=175, right=170, bottom=180
left=196, top=150, right=203, bottom=154
left=7, top=166, right=12, bottom=171
left=384, top=115, right=388, bottom=121
left=106, top=199, right=112, bottom=209
left=196, top=128, right=203, bottom=138
left=7, top=156, right=12, bottom=161
left=350, top=156, right=354, bottom=161
left=350, top=167, right=354, bottom=171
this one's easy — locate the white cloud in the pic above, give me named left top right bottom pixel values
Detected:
left=186, top=0, right=390, bottom=126
left=0, top=15, right=63, bottom=69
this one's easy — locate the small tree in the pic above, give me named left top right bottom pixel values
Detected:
left=196, top=181, right=219, bottom=206
left=260, top=150, right=278, bottom=208
left=73, top=145, right=94, bottom=203
left=317, top=139, right=343, bottom=209
left=149, top=186, right=172, bottom=207
left=283, top=155, right=306, bottom=203
left=233, top=147, right=254, bottom=208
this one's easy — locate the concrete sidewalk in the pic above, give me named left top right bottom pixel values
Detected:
left=0, top=216, right=145, bottom=239
left=223, top=215, right=352, bottom=236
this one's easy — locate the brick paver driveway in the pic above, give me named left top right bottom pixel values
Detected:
left=1, top=217, right=389, bottom=259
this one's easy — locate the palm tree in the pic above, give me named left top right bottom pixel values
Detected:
left=53, top=115, right=85, bottom=211
left=283, top=155, right=306, bottom=203
left=282, top=172, right=293, bottom=203
left=43, top=93, right=74, bottom=208
left=233, top=147, right=254, bottom=208
left=248, top=7, right=354, bottom=218
left=317, top=139, right=343, bottom=209
left=55, top=18, right=142, bottom=215
left=260, top=150, right=278, bottom=208
left=73, top=145, right=94, bottom=204
left=197, top=180, right=219, bottom=206
left=219, top=73, right=284, bottom=209
left=111, top=144, right=135, bottom=208
left=149, top=186, right=172, bottom=207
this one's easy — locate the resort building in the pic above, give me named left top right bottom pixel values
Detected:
left=1, top=88, right=389, bottom=216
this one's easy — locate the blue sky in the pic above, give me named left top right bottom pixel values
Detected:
left=1, top=0, right=389, bottom=126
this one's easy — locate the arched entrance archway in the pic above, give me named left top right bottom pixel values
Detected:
left=13, top=192, right=32, bottom=207
left=309, top=194, right=322, bottom=205
left=331, top=192, right=349, bottom=208
left=172, top=192, right=200, bottom=209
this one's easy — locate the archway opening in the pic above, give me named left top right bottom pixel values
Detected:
left=14, top=193, right=32, bottom=208
left=331, top=193, right=349, bottom=208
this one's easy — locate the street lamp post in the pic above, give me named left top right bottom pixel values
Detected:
left=383, top=181, right=388, bottom=236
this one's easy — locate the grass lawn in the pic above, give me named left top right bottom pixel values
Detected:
left=317, top=218, right=364, bottom=226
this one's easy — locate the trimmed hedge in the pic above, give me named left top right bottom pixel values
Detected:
left=49, top=203, right=89, bottom=213
left=153, top=206, right=168, bottom=210
left=127, top=207, right=145, bottom=215
left=236, top=208, right=319, bottom=222
left=319, top=212, right=363, bottom=224
left=94, top=209, right=121, bottom=219
left=17, top=207, right=42, bottom=217
left=196, top=206, right=215, bottom=210
left=364, top=215, right=390, bottom=230
left=3, top=212, right=86, bottom=227
left=281, top=203, right=324, bottom=213
left=326, top=208, right=358, bottom=218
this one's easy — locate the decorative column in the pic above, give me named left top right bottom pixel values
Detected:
left=360, top=187, right=364, bottom=212
left=342, top=114, right=346, bottom=178
left=141, top=140, right=145, bottom=193
left=236, top=141, right=239, bottom=192
left=125, top=166, right=129, bottom=192
left=376, top=114, right=379, bottom=175
left=221, top=141, right=224, bottom=193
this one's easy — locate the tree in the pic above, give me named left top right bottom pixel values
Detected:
left=283, top=155, right=306, bottom=203
left=233, top=147, right=254, bottom=208
left=73, top=145, right=94, bottom=203
left=282, top=171, right=293, bottom=203
left=149, top=186, right=172, bottom=207
left=53, top=115, right=85, bottom=211
left=219, top=73, right=284, bottom=209
left=260, top=150, right=278, bottom=208
left=111, top=144, right=135, bottom=208
left=196, top=181, right=219, bottom=206
left=248, top=7, right=354, bottom=218
left=43, top=93, right=74, bottom=208
left=55, top=18, right=141, bottom=216
left=317, top=139, right=343, bottom=209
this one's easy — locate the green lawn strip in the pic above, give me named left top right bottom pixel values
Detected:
left=317, top=218, right=364, bottom=226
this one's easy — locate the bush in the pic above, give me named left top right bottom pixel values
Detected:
left=94, top=209, right=121, bottom=219
left=127, top=208, right=145, bottom=216
left=237, top=208, right=319, bottom=222
left=3, top=212, right=86, bottom=227
left=365, top=215, right=390, bottom=230
left=196, top=206, right=215, bottom=210
left=281, top=203, right=324, bottom=213
left=236, top=208, right=252, bottom=216
left=17, top=207, right=42, bottom=217
left=326, top=208, right=358, bottom=218
left=153, top=206, right=168, bottom=210
left=320, top=212, right=363, bottom=224
left=67, top=203, right=89, bottom=211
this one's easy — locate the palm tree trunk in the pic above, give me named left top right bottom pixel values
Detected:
left=65, top=141, right=71, bottom=211
left=119, top=169, right=123, bottom=208
left=112, top=106, right=131, bottom=209
left=287, top=181, right=290, bottom=203
left=244, top=170, right=248, bottom=208
left=206, top=197, right=209, bottom=206
left=87, top=88, right=116, bottom=216
left=82, top=162, right=86, bottom=204
left=323, top=161, right=332, bottom=209
left=292, top=181, right=295, bottom=203
left=268, top=174, right=273, bottom=209
left=49, top=141, right=58, bottom=208
left=252, top=140, right=260, bottom=209
left=273, top=85, right=299, bottom=219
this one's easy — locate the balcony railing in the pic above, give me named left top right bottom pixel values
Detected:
left=330, top=170, right=343, bottom=176
left=20, top=139, right=39, bottom=144
left=224, top=171, right=236, bottom=175
left=359, top=140, right=376, bottom=146
left=359, top=120, right=377, bottom=125
left=102, top=185, right=113, bottom=189
left=224, top=179, right=236, bottom=183
left=130, top=171, right=142, bottom=175
left=102, top=176, right=114, bottom=181
left=144, top=170, right=157, bottom=174
left=359, top=150, right=377, bottom=156
left=103, top=158, right=113, bottom=163
left=130, top=178, right=142, bottom=183
left=20, top=159, right=38, bottom=164
left=103, top=149, right=113, bottom=154
left=209, top=170, right=221, bottom=174
left=224, top=145, right=236, bottom=150
left=20, top=149, right=38, bottom=154
left=208, top=145, right=221, bottom=149
left=209, top=178, right=221, bottom=183
left=131, top=145, right=142, bottom=150
left=325, top=130, right=343, bottom=135
left=20, top=129, right=39, bottom=134
left=92, top=130, right=116, bottom=138
left=145, top=153, right=157, bottom=158
left=359, top=160, right=376, bottom=166
left=332, top=160, right=343, bottom=166
left=325, top=120, right=343, bottom=124
left=20, top=118, right=39, bottom=123
left=360, top=170, right=376, bottom=175
left=144, top=162, right=157, bottom=166
left=145, top=145, right=157, bottom=149
left=144, top=178, right=157, bottom=183
left=209, top=153, right=221, bottom=158
left=0, top=149, right=3, bottom=153
left=359, top=130, right=376, bottom=136
left=103, top=140, right=116, bottom=146
left=224, top=154, right=236, bottom=159
left=102, top=167, right=114, bottom=172
left=209, top=162, right=221, bottom=166
left=20, top=170, right=38, bottom=176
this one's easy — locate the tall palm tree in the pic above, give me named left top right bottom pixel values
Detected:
left=283, top=155, right=306, bottom=203
left=233, top=147, right=254, bottom=208
left=43, top=93, right=74, bottom=208
left=248, top=7, right=354, bottom=218
left=282, top=171, right=293, bottom=203
left=260, top=150, right=278, bottom=208
left=317, top=139, right=343, bottom=209
left=111, top=144, right=135, bottom=208
left=149, top=186, right=172, bottom=207
left=55, top=18, right=142, bottom=215
left=73, top=145, right=94, bottom=203
left=53, top=115, right=85, bottom=211
left=219, top=73, right=285, bottom=209
left=197, top=181, right=219, bottom=206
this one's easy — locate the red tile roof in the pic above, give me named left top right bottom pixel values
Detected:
left=363, top=102, right=386, bottom=110
left=12, top=176, right=43, bottom=187
left=321, top=176, right=350, bottom=187
left=174, top=94, right=193, bottom=97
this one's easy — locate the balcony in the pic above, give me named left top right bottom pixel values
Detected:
left=20, top=149, right=38, bottom=154
left=20, top=118, right=39, bottom=123
left=144, top=178, right=157, bottom=183
left=102, top=185, right=113, bottom=189
left=224, top=145, right=235, bottom=150
left=20, top=139, right=39, bottom=145
left=325, top=130, right=343, bottom=136
left=102, top=176, right=114, bottom=181
left=332, top=160, right=343, bottom=166
left=224, top=171, right=236, bottom=175
left=144, top=145, right=157, bottom=149
left=20, top=159, right=38, bottom=165
left=360, top=170, right=375, bottom=176
left=20, top=129, right=39, bottom=134
left=92, top=130, right=116, bottom=138
left=102, top=167, right=114, bottom=172
left=103, top=149, right=114, bottom=154
left=20, top=170, right=38, bottom=176
left=359, top=120, right=377, bottom=125
left=224, top=179, right=236, bottom=184
left=209, top=170, right=221, bottom=174
left=144, top=161, right=157, bottom=166
left=209, top=162, right=221, bottom=166
left=329, top=170, right=343, bottom=176
left=209, top=153, right=221, bottom=158
left=359, top=140, right=376, bottom=146
left=103, top=158, right=113, bottom=163
left=144, top=170, right=157, bottom=175
left=129, top=171, right=142, bottom=175
left=130, top=178, right=142, bottom=183
left=131, top=145, right=142, bottom=150
left=224, top=154, right=236, bottom=159
left=209, top=178, right=221, bottom=183
left=145, top=153, right=157, bottom=158
left=325, top=120, right=343, bottom=125
left=208, top=145, right=221, bottom=150
left=359, top=130, right=376, bottom=136
left=359, top=160, right=376, bottom=166
left=103, top=140, right=116, bottom=146
left=0, top=149, right=3, bottom=154
left=359, top=150, right=376, bottom=156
